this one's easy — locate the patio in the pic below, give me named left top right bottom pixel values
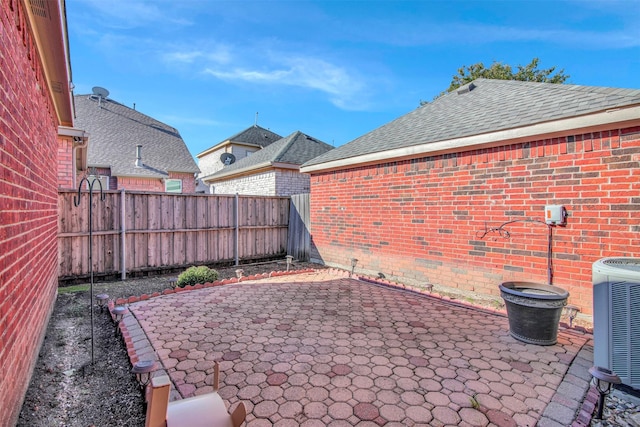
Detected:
left=122, top=270, right=594, bottom=427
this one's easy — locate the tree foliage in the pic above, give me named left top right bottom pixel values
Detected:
left=427, top=58, right=569, bottom=102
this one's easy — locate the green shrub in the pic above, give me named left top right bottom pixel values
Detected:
left=176, top=266, right=218, bottom=288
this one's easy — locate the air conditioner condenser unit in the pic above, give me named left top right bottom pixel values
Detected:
left=593, top=257, right=640, bottom=390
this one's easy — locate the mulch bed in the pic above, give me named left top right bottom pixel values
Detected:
left=17, top=261, right=319, bottom=427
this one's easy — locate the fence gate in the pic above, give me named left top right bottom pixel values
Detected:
left=287, top=193, right=310, bottom=261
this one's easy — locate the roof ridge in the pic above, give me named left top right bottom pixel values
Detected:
left=273, top=131, right=305, bottom=163
left=78, top=94, right=180, bottom=133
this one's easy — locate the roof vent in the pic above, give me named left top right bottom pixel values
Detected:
left=135, top=145, right=143, bottom=167
left=457, top=82, right=476, bottom=95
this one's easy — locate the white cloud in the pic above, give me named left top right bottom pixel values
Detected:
left=204, top=56, right=368, bottom=110
left=162, top=45, right=232, bottom=65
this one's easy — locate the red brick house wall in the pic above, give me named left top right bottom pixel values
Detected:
left=116, top=172, right=195, bottom=193
left=0, top=1, right=62, bottom=424
left=57, top=136, right=74, bottom=188
left=171, top=172, right=196, bottom=193
left=309, top=127, right=640, bottom=316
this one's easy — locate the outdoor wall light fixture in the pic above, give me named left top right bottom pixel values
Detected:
left=350, top=258, right=358, bottom=277
left=112, top=306, right=127, bottom=337
left=95, top=294, right=109, bottom=313
left=132, top=360, right=158, bottom=390
left=286, top=255, right=294, bottom=271
left=563, top=304, right=580, bottom=327
left=589, top=365, right=621, bottom=419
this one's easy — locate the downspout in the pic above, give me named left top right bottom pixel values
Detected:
left=71, top=136, right=88, bottom=188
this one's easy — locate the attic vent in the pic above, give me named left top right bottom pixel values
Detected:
left=29, top=0, right=49, bottom=18
left=51, top=81, right=63, bottom=93
left=457, top=82, right=476, bottom=95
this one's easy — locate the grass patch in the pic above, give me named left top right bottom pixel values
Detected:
left=58, top=284, right=89, bottom=294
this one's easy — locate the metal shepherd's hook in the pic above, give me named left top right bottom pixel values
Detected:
left=74, top=171, right=106, bottom=365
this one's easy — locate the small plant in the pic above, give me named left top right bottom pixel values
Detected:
left=470, top=394, right=480, bottom=410
left=176, top=266, right=218, bottom=288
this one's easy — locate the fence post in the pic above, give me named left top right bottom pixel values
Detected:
left=121, top=188, right=126, bottom=280
left=235, top=193, right=239, bottom=266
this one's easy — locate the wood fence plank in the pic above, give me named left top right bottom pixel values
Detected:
left=58, top=192, right=291, bottom=277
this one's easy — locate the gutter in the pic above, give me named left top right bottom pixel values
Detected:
left=300, top=105, right=640, bottom=174
left=202, top=162, right=299, bottom=183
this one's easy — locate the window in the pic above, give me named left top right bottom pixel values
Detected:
left=165, top=179, right=182, bottom=193
left=85, top=175, right=109, bottom=191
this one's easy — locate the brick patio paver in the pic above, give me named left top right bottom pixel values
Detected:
left=124, top=271, right=592, bottom=426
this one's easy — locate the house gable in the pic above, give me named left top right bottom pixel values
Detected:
left=202, top=131, right=333, bottom=196
left=197, top=125, right=283, bottom=179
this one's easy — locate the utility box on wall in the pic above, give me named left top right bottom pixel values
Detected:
left=545, top=205, right=567, bottom=226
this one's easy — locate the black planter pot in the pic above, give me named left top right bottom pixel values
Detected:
left=499, top=281, right=569, bottom=346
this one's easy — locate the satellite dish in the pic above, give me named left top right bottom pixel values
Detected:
left=220, top=152, right=236, bottom=165
left=92, top=86, right=109, bottom=98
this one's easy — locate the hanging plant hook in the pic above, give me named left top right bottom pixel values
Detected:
left=74, top=167, right=106, bottom=366
left=477, top=218, right=554, bottom=285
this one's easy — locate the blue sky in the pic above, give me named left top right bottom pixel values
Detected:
left=67, top=0, right=640, bottom=158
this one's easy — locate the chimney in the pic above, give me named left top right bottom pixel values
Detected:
left=135, top=145, right=143, bottom=167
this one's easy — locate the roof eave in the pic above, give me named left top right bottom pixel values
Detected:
left=301, top=105, right=640, bottom=174
left=201, top=161, right=273, bottom=183
left=196, top=140, right=264, bottom=158
left=24, top=0, right=74, bottom=127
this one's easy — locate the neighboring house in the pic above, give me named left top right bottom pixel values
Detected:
left=202, top=131, right=333, bottom=196
left=196, top=124, right=282, bottom=192
left=301, top=78, right=640, bottom=317
left=74, top=94, right=199, bottom=193
left=1, top=0, right=76, bottom=424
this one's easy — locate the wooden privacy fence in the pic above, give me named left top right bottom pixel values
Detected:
left=58, top=190, right=290, bottom=280
left=287, top=193, right=311, bottom=261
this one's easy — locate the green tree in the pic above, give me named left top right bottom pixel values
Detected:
left=427, top=58, right=569, bottom=102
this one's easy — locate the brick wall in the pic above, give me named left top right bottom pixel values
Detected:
left=309, top=128, right=640, bottom=316
left=117, top=176, right=165, bottom=192
left=115, top=172, right=195, bottom=193
left=170, top=172, right=196, bottom=193
left=211, top=169, right=309, bottom=196
left=198, top=146, right=227, bottom=178
left=213, top=170, right=277, bottom=195
left=57, top=135, right=74, bottom=188
left=0, top=1, right=61, bottom=424
left=274, top=169, right=310, bottom=196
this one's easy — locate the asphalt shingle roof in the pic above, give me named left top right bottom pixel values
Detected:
left=224, top=125, right=283, bottom=147
left=205, top=131, right=333, bottom=180
left=303, top=79, right=640, bottom=168
left=74, top=95, right=199, bottom=178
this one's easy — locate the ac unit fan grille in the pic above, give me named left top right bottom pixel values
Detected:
left=602, top=258, right=640, bottom=272
left=610, top=281, right=640, bottom=387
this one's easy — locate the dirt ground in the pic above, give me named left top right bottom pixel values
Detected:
left=17, top=260, right=319, bottom=427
